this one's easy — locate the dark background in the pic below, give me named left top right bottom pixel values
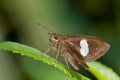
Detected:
left=0, top=0, right=120, bottom=80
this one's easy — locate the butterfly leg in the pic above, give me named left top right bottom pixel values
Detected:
left=44, top=44, right=60, bottom=59
left=44, top=45, right=52, bottom=54
left=55, top=42, right=62, bottom=59
left=65, top=57, right=71, bottom=70
left=55, top=51, right=59, bottom=59
left=44, top=45, right=56, bottom=54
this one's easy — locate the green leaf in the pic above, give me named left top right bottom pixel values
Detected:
left=0, top=41, right=90, bottom=80
left=88, top=61, right=120, bottom=80
left=0, top=41, right=120, bottom=80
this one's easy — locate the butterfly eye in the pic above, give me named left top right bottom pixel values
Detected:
left=54, top=36, right=58, bottom=40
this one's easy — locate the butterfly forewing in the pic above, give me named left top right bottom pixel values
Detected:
left=84, top=38, right=110, bottom=61
left=64, top=35, right=110, bottom=62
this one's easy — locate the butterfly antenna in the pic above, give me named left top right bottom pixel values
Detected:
left=37, top=23, right=53, bottom=33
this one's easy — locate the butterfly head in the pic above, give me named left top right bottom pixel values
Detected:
left=49, top=33, right=60, bottom=43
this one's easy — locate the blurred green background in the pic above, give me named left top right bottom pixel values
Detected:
left=0, top=0, right=120, bottom=80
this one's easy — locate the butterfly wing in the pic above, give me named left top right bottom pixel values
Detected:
left=61, top=44, right=89, bottom=70
left=64, top=35, right=110, bottom=62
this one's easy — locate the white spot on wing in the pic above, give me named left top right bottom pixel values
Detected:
left=80, top=39, right=89, bottom=56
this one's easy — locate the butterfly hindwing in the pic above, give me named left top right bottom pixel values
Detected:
left=62, top=42, right=89, bottom=70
